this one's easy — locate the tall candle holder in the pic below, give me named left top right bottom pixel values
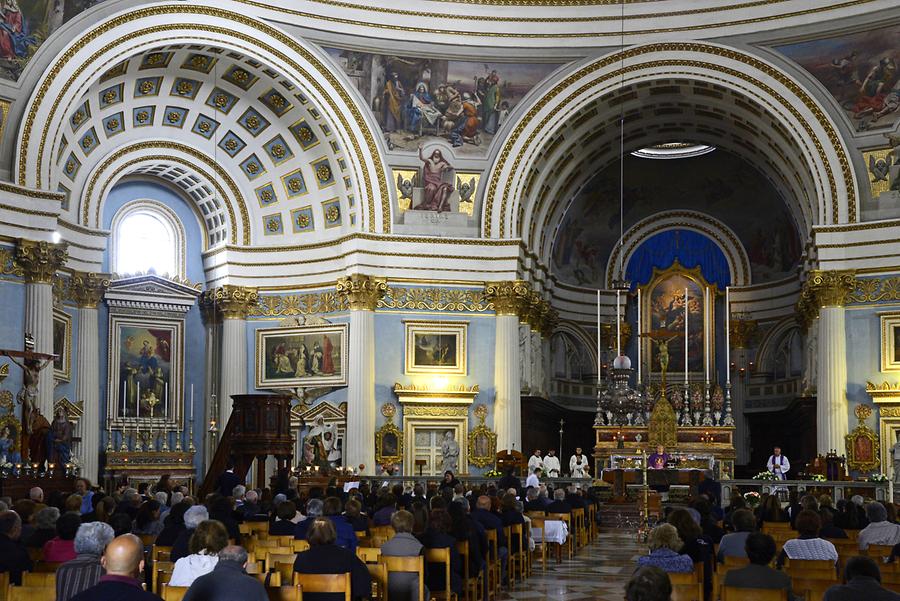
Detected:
left=160, top=428, right=170, bottom=452
left=188, top=418, right=196, bottom=453
left=702, top=387, right=713, bottom=426
left=106, top=418, right=113, bottom=452
left=118, top=422, right=129, bottom=452
left=174, top=428, right=183, bottom=452
left=683, top=383, right=693, bottom=426
left=723, top=383, right=735, bottom=427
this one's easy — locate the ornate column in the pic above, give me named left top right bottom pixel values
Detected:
left=802, top=270, right=856, bottom=455
left=486, top=280, right=532, bottom=453
left=15, top=240, right=67, bottom=418
left=729, top=319, right=758, bottom=465
left=199, top=297, right=218, bottom=472
left=206, top=285, right=258, bottom=429
left=70, top=272, right=110, bottom=483
left=337, top=274, right=386, bottom=474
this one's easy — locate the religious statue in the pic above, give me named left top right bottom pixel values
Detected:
left=28, top=409, right=50, bottom=467
left=7, top=352, right=53, bottom=439
left=415, top=145, right=454, bottom=212
left=48, top=406, right=73, bottom=465
left=802, top=325, right=818, bottom=394
left=441, top=430, right=460, bottom=473
left=654, top=335, right=679, bottom=379
left=892, top=430, right=900, bottom=484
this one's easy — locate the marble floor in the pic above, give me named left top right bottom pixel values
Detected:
left=499, top=528, right=642, bottom=601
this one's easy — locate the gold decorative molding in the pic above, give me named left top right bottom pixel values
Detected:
left=0, top=248, right=24, bottom=277
left=378, top=286, right=492, bottom=312
left=797, top=270, right=857, bottom=325
left=484, top=280, right=532, bottom=317
left=394, top=382, right=479, bottom=405
left=14, top=239, right=68, bottom=284
left=375, top=403, right=403, bottom=467
left=250, top=292, right=347, bottom=317
left=336, top=274, right=387, bottom=311
left=845, top=404, right=880, bottom=473
left=468, top=404, right=497, bottom=468
left=730, top=319, right=759, bottom=349
left=880, top=406, right=900, bottom=418
left=867, top=381, right=900, bottom=403
left=202, top=285, right=260, bottom=320
left=849, top=277, right=900, bottom=304
left=402, top=405, right=468, bottom=417
left=69, top=272, right=111, bottom=308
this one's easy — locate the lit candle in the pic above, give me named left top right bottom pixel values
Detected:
left=637, top=288, right=642, bottom=383
left=121, top=381, right=126, bottom=417
left=684, top=287, right=689, bottom=385
left=596, top=290, right=601, bottom=385
left=616, top=289, right=621, bottom=357
left=725, top=286, right=731, bottom=385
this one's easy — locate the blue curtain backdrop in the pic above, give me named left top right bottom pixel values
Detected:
left=625, top=229, right=731, bottom=289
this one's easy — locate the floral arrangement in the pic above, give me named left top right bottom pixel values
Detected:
left=743, top=491, right=761, bottom=508
left=483, top=469, right=502, bottom=478
left=753, top=471, right=779, bottom=481
left=869, top=473, right=889, bottom=483
left=809, top=474, right=826, bottom=482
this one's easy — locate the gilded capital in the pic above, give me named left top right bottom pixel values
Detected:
left=69, top=272, right=111, bottom=308
left=540, top=306, right=559, bottom=339
left=730, top=319, right=759, bottom=349
left=336, top=274, right=387, bottom=311
left=201, top=285, right=259, bottom=320
left=485, top=280, right=532, bottom=317
left=15, top=239, right=68, bottom=284
left=803, top=269, right=857, bottom=314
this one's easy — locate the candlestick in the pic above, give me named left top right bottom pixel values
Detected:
left=106, top=417, right=113, bottom=452
left=725, top=286, right=731, bottom=386
left=190, top=384, right=194, bottom=420
left=122, top=381, right=126, bottom=417
left=616, top=289, right=621, bottom=357
left=596, top=290, right=601, bottom=385
left=137, top=382, right=141, bottom=419
left=704, top=287, right=710, bottom=384
left=637, top=288, right=642, bottom=384
left=188, top=418, right=196, bottom=453
left=684, top=287, right=689, bottom=385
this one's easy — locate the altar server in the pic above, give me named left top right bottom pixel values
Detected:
left=528, top=449, right=544, bottom=475
left=569, top=447, right=590, bottom=478
left=767, top=446, right=790, bottom=479
left=543, top=449, right=561, bottom=478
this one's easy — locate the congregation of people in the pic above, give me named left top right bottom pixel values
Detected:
left=0, top=463, right=599, bottom=601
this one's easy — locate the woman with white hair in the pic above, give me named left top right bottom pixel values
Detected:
left=637, top=524, right=694, bottom=573
left=171, top=504, right=208, bottom=562
left=56, top=521, right=114, bottom=601
left=858, top=502, right=900, bottom=551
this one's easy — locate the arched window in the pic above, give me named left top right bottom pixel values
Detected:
left=111, top=201, right=184, bottom=277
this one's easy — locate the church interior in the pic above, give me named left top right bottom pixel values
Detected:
left=2, top=0, right=900, bottom=599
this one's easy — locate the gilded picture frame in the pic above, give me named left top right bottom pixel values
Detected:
left=375, top=421, right=403, bottom=467
left=845, top=424, right=880, bottom=473
left=467, top=423, right=497, bottom=468
left=880, top=313, right=900, bottom=372
left=52, top=309, right=72, bottom=383
left=256, top=324, right=349, bottom=389
left=404, top=320, right=467, bottom=375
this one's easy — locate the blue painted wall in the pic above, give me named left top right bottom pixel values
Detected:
left=0, top=273, right=25, bottom=406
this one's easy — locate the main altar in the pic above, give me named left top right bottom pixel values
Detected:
left=593, top=262, right=736, bottom=485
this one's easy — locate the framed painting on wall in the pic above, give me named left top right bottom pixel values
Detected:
left=881, top=313, right=900, bottom=372
left=255, top=324, right=349, bottom=388
left=52, top=309, right=72, bottom=382
left=404, top=320, right=467, bottom=375
left=107, top=315, right=183, bottom=426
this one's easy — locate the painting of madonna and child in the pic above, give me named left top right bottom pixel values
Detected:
left=256, top=324, right=348, bottom=389
left=323, top=46, right=562, bottom=155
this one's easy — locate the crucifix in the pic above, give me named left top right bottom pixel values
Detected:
left=0, top=333, right=56, bottom=459
left=643, top=329, right=684, bottom=388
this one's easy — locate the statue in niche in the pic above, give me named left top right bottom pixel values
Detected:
left=48, top=406, right=73, bottom=465
left=441, top=430, right=459, bottom=473
left=802, top=325, right=818, bottom=395
left=519, top=327, right=529, bottom=388
left=415, top=146, right=454, bottom=212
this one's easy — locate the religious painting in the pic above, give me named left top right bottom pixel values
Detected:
left=404, top=320, right=467, bottom=375
left=641, top=262, right=713, bottom=378
left=775, top=25, right=900, bottom=133
left=467, top=415, right=497, bottom=468
left=551, top=150, right=801, bottom=288
left=845, top=421, right=880, bottom=473
left=322, top=46, right=562, bottom=156
left=52, top=308, right=71, bottom=382
left=107, top=315, right=182, bottom=425
left=0, top=0, right=113, bottom=81
left=255, top=324, right=348, bottom=388
left=879, top=313, right=900, bottom=372
left=375, top=420, right=403, bottom=467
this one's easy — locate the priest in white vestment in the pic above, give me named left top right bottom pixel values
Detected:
left=767, top=446, right=790, bottom=479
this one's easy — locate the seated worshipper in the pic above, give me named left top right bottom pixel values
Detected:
left=724, top=532, right=796, bottom=600
left=648, top=444, right=671, bottom=470
left=626, top=565, right=673, bottom=601
left=448, top=500, right=486, bottom=583
left=823, top=555, right=900, bottom=601
left=25, top=505, right=60, bottom=548
left=0, top=510, right=33, bottom=585
left=777, top=509, right=838, bottom=568
left=525, top=467, right=541, bottom=490
left=545, top=488, right=572, bottom=514
left=758, top=493, right=789, bottom=527
left=667, top=507, right=712, bottom=596
left=182, top=545, right=268, bottom=601
left=373, top=494, right=398, bottom=526
left=75, top=478, right=94, bottom=516
left=132, top=500, right=164, bottom=536
left=717, top=508, right=756, bottom=562
left=56, top=521, right=115, bottom=601
left=208, top=495, right=241, bottom=543
left=859, top=501, right=900, bottom=551
left=636, top=523, right=694, bottom=573
left=819, top=507, right=848, bottom=539
left=43, top=511, right=82, bottom=562
left=523, top=487, right=545, bottom=512
left=169, top=519, right=229, bottom=586
left=270, top=501, right=299, bottom=536
left=172, top=505, right=209, bottom=562
left=295, top=498, right=324, bottom=540
left=343, top=499, right=368, bottom=533
left=154, top=493, right=170, bottom=519
left=293, top=518, right=371, bottom=601
left=323, top=496, right=358, bottom=551
left=68, top=534, right=160, bottom=601
left=109, top=513, right=134, bottom=537
left=240, top=489, right=265, bottom=521
left=381, top=510, right=429, bottom=601
left=419, top=509, right=464, bottom=597
left=790, top=494, right=819, bottom=529
left=497, top=468, right=521, bottom=497
left=156, top=501, right=190, bottom=547
left=692, top=498, right=724, bottom=544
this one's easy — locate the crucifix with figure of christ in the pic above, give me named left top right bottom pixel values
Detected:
left=641, top=329, right=685, bottom=388
left=0, top=334, right=56, bottom=460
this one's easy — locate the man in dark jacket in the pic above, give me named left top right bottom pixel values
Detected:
left=723, top=533, right=795, bottom=599
left=497, top=468, right=520, bottom=496
left=183, top=545, right=267, bottom=601
left=215, top=460, right=242, bottom=499
left=171, top=505, right=208, bottom=562
left=823, top=556, right=900, bottom=601
left=69, top=534, right=161, bottom=601
left=545, top=489, right=572, bottom=515
left=294, top=518, right=371, bottom=601
left=323, top=497, right=358, bottom=551
left=0, top=510, right=33, bottom=585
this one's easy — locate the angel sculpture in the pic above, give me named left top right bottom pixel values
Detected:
left=396, top=171, right=415, bottom=201
left=457, top=175, right=477, bottom=204
left=869, top=154, right=890, bottom=183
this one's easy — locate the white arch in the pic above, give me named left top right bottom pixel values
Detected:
left=14, top=1, right=392, bottom=234
left=481, top=42, right=858, bottom=239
